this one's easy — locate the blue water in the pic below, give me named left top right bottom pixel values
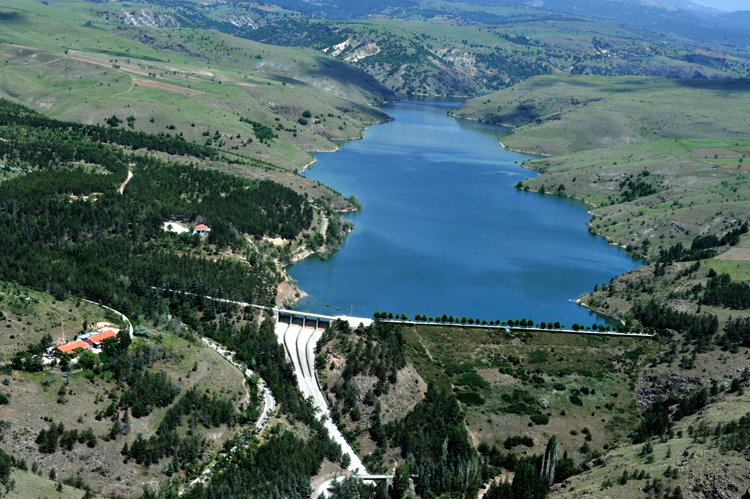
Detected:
left=288, top=100, right=640, bottom=326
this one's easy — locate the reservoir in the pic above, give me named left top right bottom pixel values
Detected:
left=289, top=100, right=640, bottom=326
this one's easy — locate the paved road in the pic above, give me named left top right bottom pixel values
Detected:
left=201, top=337, right=275, bottom=431
left=185, top=338, right=277, bottom=491
left=275, top=322, right=367, bottom=475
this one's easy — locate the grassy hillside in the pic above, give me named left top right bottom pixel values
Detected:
left=316, top=313, right=750, bottom=496
left=507, top=139, right=750, bottom=261
left=203, top=1, right=750, bottom=95
left=0, top=294, right=248, bottom=497
left=552, top=389, right=750, bottom=499
left=0, top=284, right=109, bottom=362
left=4, top=468, right=87, bottom=499
left=579, top=232, right=750, bottom=336
left=0, top=1, right=394, bottom=173
left=316, top=320, right=657, bottom=473
left=31, top=0, right=750, bottom=98
left=404, top=324, right=657, bottom=456
left=453, top=74, right=750, bottom=156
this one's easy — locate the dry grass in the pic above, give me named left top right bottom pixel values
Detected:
left=0, top=332, right=246, bottom=497
left=691, top=147, right=743, bottom=159
left=715, top=247, right=750, bottom=261
left=403, top=325, right=657, bottom=460
left=0, top=285, right=108, bottom=361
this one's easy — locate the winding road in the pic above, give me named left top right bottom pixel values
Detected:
left=186, top=337, right=276, bottom=490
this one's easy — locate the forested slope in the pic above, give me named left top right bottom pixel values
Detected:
left=0, top=98, right=312, bottom=315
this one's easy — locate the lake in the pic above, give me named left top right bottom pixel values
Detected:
left=288, top=100, right=640, bottom=327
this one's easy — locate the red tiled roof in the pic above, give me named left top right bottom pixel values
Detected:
left=195, top=224, right=209, bottom=230
left=88, top=330, right=117, bottom=344
left=55, top=340, right=89, bottom=354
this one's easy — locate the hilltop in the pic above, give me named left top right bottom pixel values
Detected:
left=28, top=0, right=750, bottom=98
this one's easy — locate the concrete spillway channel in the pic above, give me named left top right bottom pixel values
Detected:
left=275, top=319, right=368, bottom=475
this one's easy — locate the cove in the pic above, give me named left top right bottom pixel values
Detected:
left=288, top=100, right=640, bottom=327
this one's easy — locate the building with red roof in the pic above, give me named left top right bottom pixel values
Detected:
left=83, top=329, right=118, bottom=348
left=54, top=340, right=90, bottom=357
left=193, top=224, right=211, bottom=235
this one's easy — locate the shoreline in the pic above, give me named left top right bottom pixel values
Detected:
left=498, top=140, right=552, bottom=158
left=300, top=157, right=317, bottom=173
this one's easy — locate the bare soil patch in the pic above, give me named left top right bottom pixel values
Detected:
left=66, top=52, right=154, bottom=78
left=715, top=247, right=750, bottom=261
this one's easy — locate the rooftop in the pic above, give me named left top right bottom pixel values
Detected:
left=55, top=340, right=89, bottom=355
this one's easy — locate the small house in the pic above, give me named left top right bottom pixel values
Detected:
left=193, top=224, right=211, bottom=235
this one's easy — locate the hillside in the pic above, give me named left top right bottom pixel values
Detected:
left=0, top=1, right=395, bottom=172
left=497, top=0, right=750, bottom=44
left=186, top=11, right=750, bottom=96
left=500, top=139, right=750, bottom=263
left=48, top=0, right=750, bottom=98
left=453, top=74, right=750, bottom=156
left=0, top=282, right=250, bottom=497
left=0, top=94, right=354, bottom=498
left=313, top=315, right=750, bottom=498
left=3, top=467, right=87, bottom=499
left=316, top=320, right=657, bottom=473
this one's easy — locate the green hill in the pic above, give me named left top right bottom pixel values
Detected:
left=0, top=1, right=395, bottom=172
left=4, top=468, right=87, bottom=499
left=453, top=74, right=750, bottom=156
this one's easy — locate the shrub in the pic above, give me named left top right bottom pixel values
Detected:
left=457, top=372, right=490, bottom=388
left=570, top=395, right=583, bottom=406
left=528, top=350, right=548, bottom=363
left=503, top=435, right=534, bottom=448
left=530, top=414, right=549, bottom=425
left=456, top=392, right=485, bottom=405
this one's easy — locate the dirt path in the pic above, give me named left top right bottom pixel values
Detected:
left=117, top=170, right=133, bottom=194
left=320, top=213, right=329, bottom=237
left=412, top=329, right=434, bottom=361
left=716, top=247, right=750, bottom=261
left=132, top=77, right=204, bottom=96
left=7, top=44, right=205, bottom=96
left=112, top=76, right=135, bottom=98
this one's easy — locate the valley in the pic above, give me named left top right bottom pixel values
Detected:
left=1, top=0, right=750, bottom=498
